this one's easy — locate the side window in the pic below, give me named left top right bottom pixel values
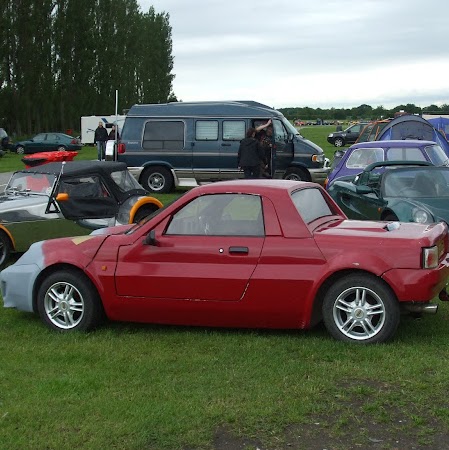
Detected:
left=223, top=120, right=245, bottom=140
left=387, top=147, right=426, bottom=161
left=195, top=120, right=218, bottom=141
left=33, top=134, right=46, bottom=142
left=143, top=121, right=184, bottom=150
left=349, top=125, right=361, bottom=133
left=58, top=176, right=109, bottom=198
left=272, top=120, right=288, bottom=143
left=346, top=148, right=383, bottom=168
left=166, top=193, right=264, bottom=236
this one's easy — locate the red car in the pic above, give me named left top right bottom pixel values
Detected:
left=2, top=180, right=449, bottom=344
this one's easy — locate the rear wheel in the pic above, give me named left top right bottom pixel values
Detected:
left=57, top=145, right=67, bottom=151
left=37, top=270, right=104, bottom=332
left=333, top=137, right=344, bottom=147
left=322, top=274, right=400, bottom=344
left=140, top=166, right=173, bottom=193
left=283, top=167, right=309, bottom=182
left=383, top=213, right=399, bottom=221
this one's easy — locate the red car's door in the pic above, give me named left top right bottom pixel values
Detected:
left=114, top=193, right=265, bottom=302
left=115, top=234, right=263, bottom=301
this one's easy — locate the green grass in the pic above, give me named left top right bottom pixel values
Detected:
left=2, top=127, right=449, bottom=449
left=1, top=305, right=449, bottom=449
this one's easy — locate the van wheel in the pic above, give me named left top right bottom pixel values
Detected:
left=284, top=167, right=309, bottom=182
left=140, top=166, right=173, bottom=193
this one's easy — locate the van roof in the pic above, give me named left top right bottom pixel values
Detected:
left=127, top=101, right=284, bottom=118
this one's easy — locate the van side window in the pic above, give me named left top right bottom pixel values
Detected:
left=272, top=120, right=288, bottom=142
left=195, top=120, right=218, bottom=141
left=223, top=121, right=245, bottom=140
left=143, top=121, right=184, bottom=150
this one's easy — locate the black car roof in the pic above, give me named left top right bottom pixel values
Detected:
left=20, top=161, right=128, bottom=177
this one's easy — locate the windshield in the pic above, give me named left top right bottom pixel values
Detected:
left=110, top=169, right=145, bottom=192
left=382, top=168, right=449, bottom=198
left=425, top=144, right=449, bottom=166
left=6, top=172, right=57, bottom=194
left=282, top=117, right=299, bottom=135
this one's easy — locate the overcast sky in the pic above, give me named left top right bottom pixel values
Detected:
left=136, top=0, right=449, bottom=109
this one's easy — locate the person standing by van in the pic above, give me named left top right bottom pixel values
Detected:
left=108, top=125, right=120, bottom=141
left=94, top=122, right=109, bottom=160
left=238, top=128, right=266, bottom=179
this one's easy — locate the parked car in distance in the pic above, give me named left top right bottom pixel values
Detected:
left=0, top=160, right=162, bottom=268
left=0, top=128, right=10, bottom=152
left=327, top=161, right=449, bottom=223
left=2, top=179, right=449, bottom=344
left=10, top=133, right=82, bottom=154
left=325, top=140, right=449, bottom=189
left=327, top=122, right=369, bottom=147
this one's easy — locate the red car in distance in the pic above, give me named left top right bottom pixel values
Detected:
left=2, top=179, right=449, bottom=344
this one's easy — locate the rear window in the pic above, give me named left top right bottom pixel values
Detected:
left=291, top=188, right=335, bottom=223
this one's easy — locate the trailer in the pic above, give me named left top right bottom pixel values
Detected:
left=80, top=115, right=126, bottom=145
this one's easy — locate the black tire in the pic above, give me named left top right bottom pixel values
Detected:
left=333, top=137, right=344, bottom=147
left=37, top=270, right=104, bottom=332
left=16, top=145, right=25, bottom=155
left=57, top=145, right=67, bottom=151
left=283, top=167, right=309, bottom=182
left=0, top=231, right=12, bottom=270
left=322, top=274, right=400, bottom=344
left=140, top=166, right=173, bottom=193
left=133, top=204, right=159, bottom=223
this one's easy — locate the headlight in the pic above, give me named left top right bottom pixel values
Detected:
left=412, top=208, right=432, bottom=223
left=312, top=154, right=325, bottom=163
left=328, top=133, right=334, bottom=137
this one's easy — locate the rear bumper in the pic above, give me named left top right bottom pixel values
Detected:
left=382, top=258, right=449, bottom=302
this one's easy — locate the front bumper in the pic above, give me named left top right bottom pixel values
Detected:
left=310, top=167, right=331, bottom=186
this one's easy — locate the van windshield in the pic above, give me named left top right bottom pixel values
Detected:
left=282, top=118, right=299, bottom=135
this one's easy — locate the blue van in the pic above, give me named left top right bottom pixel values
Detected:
left=118, top=101, right=328, bottom=192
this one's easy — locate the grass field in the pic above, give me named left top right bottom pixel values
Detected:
left=2, top=128, right=449, bottom=449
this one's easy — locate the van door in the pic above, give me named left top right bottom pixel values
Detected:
left=191, top=119, right=221, bottom=182
left=219, top=119, right=246, bottom=180
left=272, top=119, right=293, bottom=175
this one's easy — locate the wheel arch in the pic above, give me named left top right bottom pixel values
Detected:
left=32, top=263, right=102, bottom=314
left=129, top=197, right=163, bottom=223
left=0, top=225, right=15, bottom=251
left=310, top=268, right=398, bottom=327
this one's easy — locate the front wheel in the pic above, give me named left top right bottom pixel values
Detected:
left=0, top=231, right=12, bottom=270
left=16, top=145, right=25, bottom=154
left=283, top=167, right=309, bottom=182
left=57, top=145, right=67, bottom=151
left=37, top=270, right=104, bottom=332
left=333, top=137, right=344, bottom=147
left=322, top=274, right=400, bottom=344
left=140, top=166, right=173, bottom=193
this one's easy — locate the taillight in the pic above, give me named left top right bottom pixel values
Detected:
left=70, top=139, right=77, bottom=144
left=118, top=143, right=126, bottom=154
left=423, top=246, right=439, bottom=269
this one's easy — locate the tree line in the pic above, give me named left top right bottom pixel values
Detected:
left=0, top=0, right=175, bottom=137
left=279, top=103, right=449, bottom=123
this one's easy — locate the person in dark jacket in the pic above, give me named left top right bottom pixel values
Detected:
left=238, top=127, right=266, bottom=179
left=94, top=122, right=109, bottom=160
left=108, top=125, right=120, bottom=141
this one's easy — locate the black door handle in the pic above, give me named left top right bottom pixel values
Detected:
left=229, top=246, right=249, bottom=254
left=221, top=143, right=231, bottom=147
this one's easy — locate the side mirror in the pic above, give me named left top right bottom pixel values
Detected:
left=144, top=229, right=158, bottom=246
left=355, top=185, right=373, bottom=195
